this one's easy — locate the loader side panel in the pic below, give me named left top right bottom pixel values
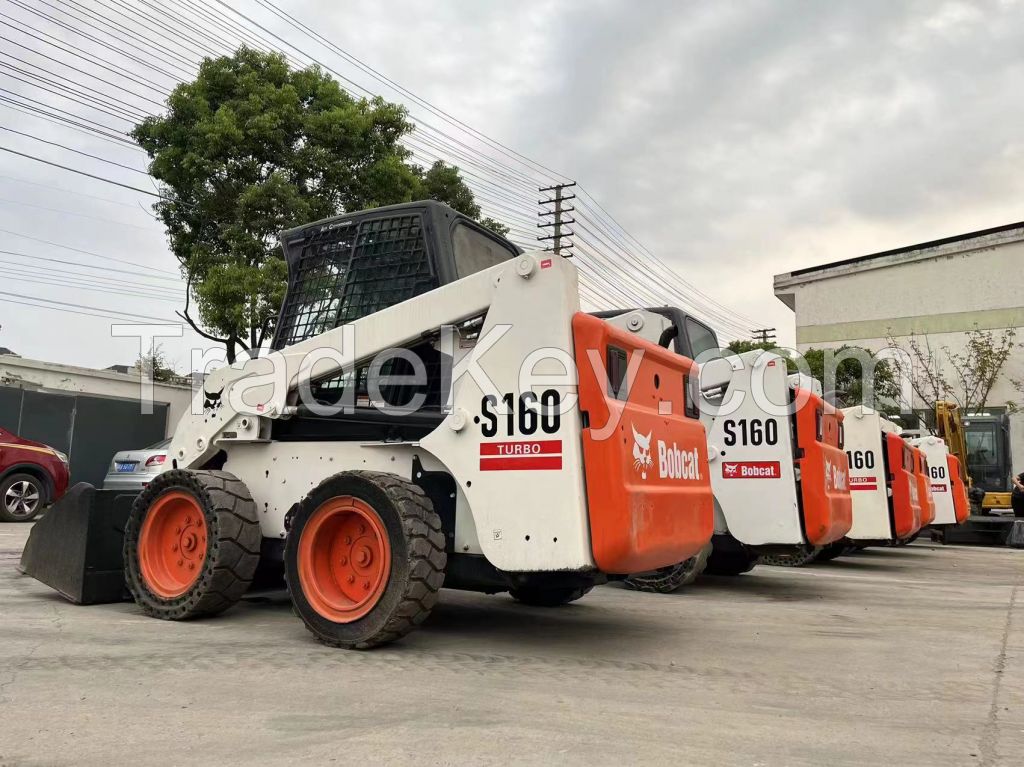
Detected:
left=884, top=433, right=921, bottom=538
left=914, top=449, right=937, bottom=527
left=948, top=454, right=970, bottom=524
left=887, top=435, right=922, bottom=534
left=916, top=437, right=957, bottom=525
left=573, top=313, right=713, bottom=574
left=793, top=389, right=852, bottom=546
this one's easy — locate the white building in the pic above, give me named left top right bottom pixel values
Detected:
left=0, top=353, right=194, bottom=435
left=773, top=221, right=1024, bottom=465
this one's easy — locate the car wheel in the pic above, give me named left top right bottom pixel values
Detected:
left=0, top=473, right=46, bottom=522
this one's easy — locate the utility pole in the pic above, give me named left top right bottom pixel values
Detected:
left=538, top=182, right=576, bottom=257
left=750, top=328, right=777, bottom=345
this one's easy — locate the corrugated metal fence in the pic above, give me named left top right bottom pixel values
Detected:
left=0, top=385, right=167, bottom=486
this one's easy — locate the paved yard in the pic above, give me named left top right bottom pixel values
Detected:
left=1, top=521, right=1021, bottom=766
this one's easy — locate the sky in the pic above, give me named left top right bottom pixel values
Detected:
left=1, top=0, right=1023, bottom=372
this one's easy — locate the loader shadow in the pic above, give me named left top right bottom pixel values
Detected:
left=416, top=592, right=672, bottom=652
left=806, top=558, right=909, bottom=574
left=692, top=572, right=826, bottom=602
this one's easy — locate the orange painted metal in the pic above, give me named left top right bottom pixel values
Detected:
left=792, top=390, right=852, bottom=546
left=913, top=448, right=937, bottom=527
left=138, top=491, right=208, bottom=598
left=947, top=454, right=970, bottom=524
left=884, top=433, right=922, bottom=539
left=573, top=313, right=713, bottom=574
left=298, top=496, right=391, bottom=623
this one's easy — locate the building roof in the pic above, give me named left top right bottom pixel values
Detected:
left=789, top=220, right=1024, bottom=278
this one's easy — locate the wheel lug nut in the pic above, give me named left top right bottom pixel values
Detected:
left=172, top=543, right=178, bottom=551
left=177, top=559, right=183, bottom=566
left=344, top=536, right=352, bottom=545
left=347, top=575, right=355, bottom=584
left=363, top=580, right=370, bottom=590
left=358, top=524, right=366, bottom=534
left=340, top=556, right=348, bottom=565
left=176, top=527, right=182, bottom=534
left=188, top=562, right=195, bottom=570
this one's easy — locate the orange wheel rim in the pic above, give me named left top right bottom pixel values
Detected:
left=298, top=496, right=391, bottom=623
left=138, top=491, right=208, bottom=599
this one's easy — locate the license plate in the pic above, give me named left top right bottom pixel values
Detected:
left=115, top=462, right=137, bottom=473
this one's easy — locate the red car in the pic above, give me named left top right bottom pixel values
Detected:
left=0, top=426, right=70, bottom=522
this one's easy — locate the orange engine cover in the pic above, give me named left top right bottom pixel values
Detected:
left=884, top=432, right=922, bottom=538
left=572, top=313, right=714, bottom=574
left=914, top=448, right=937, bottom=527
left=947, top=454, right=970, bottom=524
left=792, top=389, right=852, bottom=546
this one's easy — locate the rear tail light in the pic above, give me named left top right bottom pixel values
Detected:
left=145, top=454, right=166, bottom=467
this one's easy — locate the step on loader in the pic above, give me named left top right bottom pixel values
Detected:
left=595, top=310, right=853, bottom=590
left=20, top=201, right=715, bottom=648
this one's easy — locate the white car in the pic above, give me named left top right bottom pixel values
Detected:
left=101, top=439, right=170, bottom=492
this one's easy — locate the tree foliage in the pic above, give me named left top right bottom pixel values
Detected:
left=136, top=343, right=178, bottom=384
left=134, top=47, right=505, bottom=361
left=885, top=328, right=1017, bottom=416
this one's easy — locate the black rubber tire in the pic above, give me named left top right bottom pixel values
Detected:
left=124, top=469, right=261, bottom=620
left=509, top=584, right=593, bottom=606
left=0, top=472, right=46, bottom=522
left=623, top=543, right=712, bottom=593
left=704, top=546, right=758, bottom=576
left=758, top=545, right=819, bottom=568
left=813, top=540, right=849, bottom=562
left=285, top=471, right=446, bottom=650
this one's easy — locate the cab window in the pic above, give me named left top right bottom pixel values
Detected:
left=452, top=222, right=517, bottom=277
left=684, top=318, right=720, bottom=360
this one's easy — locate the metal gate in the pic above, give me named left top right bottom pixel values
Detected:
left=0, top=385, right=167, bottom=487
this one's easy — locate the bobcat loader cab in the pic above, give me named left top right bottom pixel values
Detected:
left=908, top=435, right=970, bottom=529
left=840, top=407, right=922, bottom=545
left=596, top=309, right=852, bottom=588
left=21, top=201, right=715, bottom=648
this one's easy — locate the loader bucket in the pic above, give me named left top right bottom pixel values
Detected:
left=18, top=483, right=137, bottom=604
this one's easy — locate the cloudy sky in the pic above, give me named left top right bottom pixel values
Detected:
left=1, top=0, right=1022, bottom=371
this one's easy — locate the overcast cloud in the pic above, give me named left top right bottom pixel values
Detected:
left=1, top=0, right=1022, bottom=371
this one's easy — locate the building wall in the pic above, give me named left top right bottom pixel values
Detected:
left=0, top=355, right=194, bottom=437
left=774, top=227, right=1024, bottom=467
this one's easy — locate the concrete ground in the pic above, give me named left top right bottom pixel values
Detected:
left=0, top=522, right=1021, bottom=767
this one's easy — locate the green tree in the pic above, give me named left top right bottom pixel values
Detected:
left=134, top=47, right=505, bottom=361
left=136, top=343, right=178, bottom=384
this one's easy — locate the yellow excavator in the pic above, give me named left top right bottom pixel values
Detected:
left=934, top=401, right=1012, bottom=514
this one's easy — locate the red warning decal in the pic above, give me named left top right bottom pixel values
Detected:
left=480, top=440, right=562, bottom=471
left=540, top=258, right=553, bottom=269
left=721, top=461, right=781, bottom=479
left=850, top=476, right=879, bottom=491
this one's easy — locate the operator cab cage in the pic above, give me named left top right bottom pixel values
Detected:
left=270, top=201, right=521, bottom=411
left=591, top=307, right=722, bottom=362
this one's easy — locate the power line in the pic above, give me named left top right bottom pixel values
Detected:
left=0, top=290, right=174, bottom=322
left=0, top=145, right=160, bottom=197
left=0, top=125, right=148, bottom=174
left=0, top=230, right=180, bottom=278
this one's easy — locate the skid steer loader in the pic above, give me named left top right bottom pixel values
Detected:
left=908, top=435, right=970, bottom=530
left=836, top=406, right=922, bottom=548
left=20, top=201, right=715, bottom=648
left=594, top=309, right=852, bottom=590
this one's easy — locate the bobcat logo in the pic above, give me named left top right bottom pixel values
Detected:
left=632, top=424, right=653, bottom=479
left=723, top=463, right=739, bottom=477
left=202, top=387, right=224, bottom=415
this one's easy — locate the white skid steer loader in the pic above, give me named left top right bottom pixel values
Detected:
left=21, top=202, right=715, bottom=648
left=839, top=406, right=923, bottom=548
left=908, top=435, right=970, bottom=533
left=594, top=310, right=852, bottom=591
